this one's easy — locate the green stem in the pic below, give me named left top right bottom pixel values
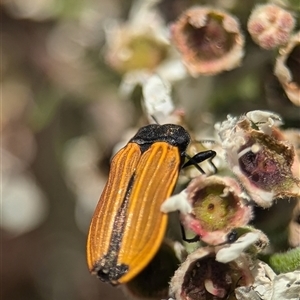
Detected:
left=268, top=247, right=300, bottom=273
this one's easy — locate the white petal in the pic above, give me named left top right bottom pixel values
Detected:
left=160, top=190, right=192, bottom=214
left=142, top=75, right=174, bottom=122
left=216, top=232, right=260, bottom=263
left=246, top=110, right=282, bottom=127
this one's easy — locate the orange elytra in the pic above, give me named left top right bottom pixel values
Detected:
left=86, top=124, right=215, bottom=285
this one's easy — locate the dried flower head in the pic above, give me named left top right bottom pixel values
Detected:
left=217, top=111, right=300, bottom=208
left=235, top=260, right=300, bottom=299
left=247, top=4, right=295, bottom=50
left=174, top=175, right=252, bottom=245
left=274, top=31, right=300, bottom=106
left=171, top=6, right=245, bottom=76
left=170, top=247, right=253, bottom=300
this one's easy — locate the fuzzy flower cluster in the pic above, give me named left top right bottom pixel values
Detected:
left=160, top=109, right=300, bottom=300
left=117, top=73, right=300, bottom=300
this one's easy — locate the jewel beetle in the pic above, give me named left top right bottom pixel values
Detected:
left=86, top=124, right=216, bottom=285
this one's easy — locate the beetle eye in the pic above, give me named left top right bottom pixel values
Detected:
left=227, top=230, right=238, bottom=243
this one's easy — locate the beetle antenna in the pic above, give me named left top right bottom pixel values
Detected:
left=150, top=115, right=159, bottom=124
left=183, top=153, right=206, bottom=174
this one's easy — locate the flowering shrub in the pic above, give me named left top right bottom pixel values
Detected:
left=3, top=0, right=299, bottom=299
left=98, top=1, right=300, bottom=299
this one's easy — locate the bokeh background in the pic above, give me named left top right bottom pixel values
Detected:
left=1, top=0, right=299, bottom=300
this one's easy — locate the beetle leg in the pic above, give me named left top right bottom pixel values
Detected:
left=183, top=150, right=217, bottom=174
left=180, top=223, right=200, bottom=243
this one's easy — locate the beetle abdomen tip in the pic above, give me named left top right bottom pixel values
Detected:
left=93, top=259, right=129, bottom=285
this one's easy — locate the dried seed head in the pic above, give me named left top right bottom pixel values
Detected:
left=274, top=31, right=300, bottom=106
left=181, top=175, right=252, bottom=245
left=170, top=248, right=253, bottom=300
left=247, top=4, right=295, bottom=50
left=217, top=112, right=300, bottom=208
left=171, top=6, right=244, bottom=76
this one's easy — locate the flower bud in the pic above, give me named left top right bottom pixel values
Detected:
left=247, top=4, right=295, bottom=50
left=171, top=6, right=245, bottom=76
left=274, top=31, right=300, bottom=106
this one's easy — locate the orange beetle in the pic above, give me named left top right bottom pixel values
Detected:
left=86, top=124, right=215, bottom=285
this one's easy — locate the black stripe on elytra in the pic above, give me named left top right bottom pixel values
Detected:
left=94, top=173, right=135, bottom=284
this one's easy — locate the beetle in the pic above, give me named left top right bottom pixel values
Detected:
left=86, top=124, right=216, bottom=285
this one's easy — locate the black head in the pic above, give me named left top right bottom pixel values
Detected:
left=130, top=124, right=190, bottom=153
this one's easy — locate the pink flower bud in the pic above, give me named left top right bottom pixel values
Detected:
left=247, top=4, right=295, bottom=50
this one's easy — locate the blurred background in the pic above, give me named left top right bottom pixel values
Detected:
left=1, top=0, right=299, bottom=300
